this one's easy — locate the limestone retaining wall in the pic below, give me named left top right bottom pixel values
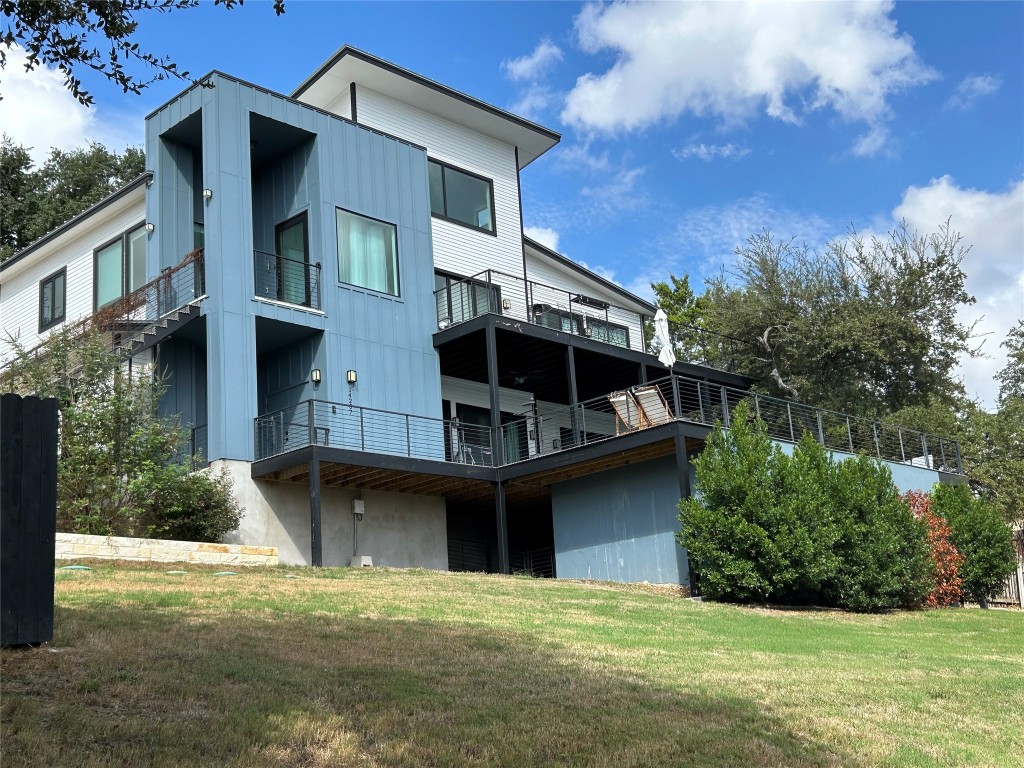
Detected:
left=55, top=533, right=278, bottom=566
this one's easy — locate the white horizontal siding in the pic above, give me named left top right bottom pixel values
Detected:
left=0, top=203, right=146, bottom=364
left=352, top=87, right=525, bottom=282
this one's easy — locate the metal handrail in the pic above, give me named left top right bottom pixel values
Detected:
left=253, top=249, right=322, bottom=310
left=498, top=374, right=963, bottom=474
left=434, top=269, right=645, bottom=352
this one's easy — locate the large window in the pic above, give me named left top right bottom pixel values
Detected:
left=428, top=159, right=495, bottom=234
left=39, top=267, right=66, bottom=332
left=94, top=224, right=147, bottom=309
left=336, top=209, right=399, bottom=296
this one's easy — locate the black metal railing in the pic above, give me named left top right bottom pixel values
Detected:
left=251, top=378, right=963, bottom=475
left=498, top=374, right=963, bottom=474
left=253, top=400, right=494, bottom=465
left=434, top=269, right=645, bottom=351
left=254, top=250, right=322, bottom=310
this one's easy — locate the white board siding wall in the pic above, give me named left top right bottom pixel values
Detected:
left=524, top=252, right=647, bottom=352
left=0, top=202, right=147, bottom=365
left=352, top=87, right=525, bottom=287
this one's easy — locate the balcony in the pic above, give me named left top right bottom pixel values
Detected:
left=252, top=375, right=963, bottom=476
left=434, top=270, right=647, bottom=351
left=254, top=401, right=494, bottom=465
left=499, top=374, right=963, bottom=474
left=254, top=250, right=322, bottom=310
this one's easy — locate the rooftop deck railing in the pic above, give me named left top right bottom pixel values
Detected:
left=253, top=375, right=962, bottom=476
left=254, top=250, right=322, bottom=310
left=254, top=399, right=494, bottom=465
left=434, top=269, right=647, bottom=351
left=499, top=374, right=963, bottom=474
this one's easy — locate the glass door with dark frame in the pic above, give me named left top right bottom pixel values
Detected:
left=276, top=214, right=310, bottom=307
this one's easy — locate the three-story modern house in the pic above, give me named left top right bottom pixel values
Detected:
left=0, top=47, right=963, bottom=586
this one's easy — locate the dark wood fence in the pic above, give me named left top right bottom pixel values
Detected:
left=1, top=394, right=59, bottom=646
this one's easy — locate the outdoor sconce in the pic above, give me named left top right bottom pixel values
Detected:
left=347, top=369, right=357, bottom=385
left=311, top=368, right=322, bottom=390
left=145, top=223, right=155, bottom=233
left=502, top=298, right=512, bottom=310
left=202, top=188, right=213, bottom=201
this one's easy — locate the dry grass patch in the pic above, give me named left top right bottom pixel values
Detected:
left=2, top=562, right=1022, bottom=767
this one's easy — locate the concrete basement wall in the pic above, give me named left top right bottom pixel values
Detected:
left=214, top=459, right=448, bottom=568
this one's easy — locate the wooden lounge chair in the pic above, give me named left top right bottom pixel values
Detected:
left=608, top=390, right=647, bottom=434
left=632, top=385, right=673, bottom=425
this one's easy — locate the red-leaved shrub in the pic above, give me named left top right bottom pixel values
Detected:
left=905, top=491, right=965, bottom=607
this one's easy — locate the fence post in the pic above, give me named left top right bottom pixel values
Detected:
left=846, top=417, right=854, bottom=453
left=359, top=408, right=365, bottom=451
left=920, top=433, right=929, bottom=468
left=898, top=427, right=906, bottom=462
left=405, top=414, right=411, bottom=457
left=671, top=375, right=681, bottom=419
left=721, top=386, right=730, bottom=428
left=938, top=438, right=948, bottom=471
left=696, top=382, right=705, bottom=423
left=815, top=410, right=825, bottom=445
left=786, top=402, right=795, bottom=442
left=580, top=404, right=587, bottom=444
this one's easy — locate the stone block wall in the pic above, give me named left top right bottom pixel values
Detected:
left=55, top=533, right=278, bottom=566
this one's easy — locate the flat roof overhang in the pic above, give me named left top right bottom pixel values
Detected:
left=293, top=46, right=560, bottom=168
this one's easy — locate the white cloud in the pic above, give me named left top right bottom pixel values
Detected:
left=562, top=1, right=935, bottom=156
left=554, top=142, right=612, bottom=174
left=892, top=176, right=1024, bottom=409
left=851, top=125, right=892, bottom=158
left=945, top=74, right=1003, bottom=111
left=579, top=166, right=648, bottom=220
left=0, top=45, right=144, bottom=165
left=509, top=84, right=556, bottom=122
left=673, top=143, right=751, bottom=162
left=578, top=260, right=620, bottom=285
left=503, top=40, right=564, bottom=82
left=524, top=226, right=561, bottom=251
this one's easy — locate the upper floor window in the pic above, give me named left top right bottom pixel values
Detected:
left=336, top=209, right=399, bottom=296
left=428, top=159, right=495, bottom=234
left=39, top=267, right=66, bottom=332
left=94, top=225, right=147, bottom=309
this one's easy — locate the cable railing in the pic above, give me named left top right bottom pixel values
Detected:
left=434, top=269, right=646, bottom=351
left=254, top=249, right=322, bottom=310
left=499, top=374, right=963, bottom=474
left=253, top=400, right=495, bottom=465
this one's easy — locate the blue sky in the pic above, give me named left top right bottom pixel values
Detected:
left=1, top=1, right=1021, bottom=408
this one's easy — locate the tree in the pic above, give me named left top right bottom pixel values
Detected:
left=649, top=274, right=710, bottom=362
left=0, top=138, right=144, bottom=261
left=996, top=320, right=1024, bottom=405
left=696, top=222, right=978, bottom=417
left=932, top=483, right=1017, bottom=607
left=5, top=326, right=240, bottom=541
left=0, top=0, right=284, bottom=106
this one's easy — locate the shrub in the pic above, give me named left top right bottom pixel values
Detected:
left=904, top=491, right=964, bottom=607
left=931, top=483, right=1017, bottom=606
left=821, top=455, right=933, bottom=612
left=678, top=402, right=840, bottom=604
left=138, top=465, right=242, bottom=543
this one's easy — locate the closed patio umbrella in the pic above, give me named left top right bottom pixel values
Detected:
left=654, top=309, right=676, bottom=368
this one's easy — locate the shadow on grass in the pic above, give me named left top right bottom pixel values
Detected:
left=1, top=604, right=853, bottom=768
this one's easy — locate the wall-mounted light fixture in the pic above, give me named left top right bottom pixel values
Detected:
left=502, top=298, right=512, bottom=310
left=202, top=188, right=213, bottom=201
left=145, top=223, right=155, bottom=234
left=310, top=368, right=322, bottom=390
left=346, top=369, right=357, bottom=385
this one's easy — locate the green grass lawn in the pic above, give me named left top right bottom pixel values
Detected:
left=2, top=563, right=1022, bottom=767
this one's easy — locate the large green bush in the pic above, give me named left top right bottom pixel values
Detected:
left=679, top=402, right=932, bottom=611
left=931, top=483, right=1017, bottom=606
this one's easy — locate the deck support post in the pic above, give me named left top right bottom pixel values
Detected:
left=309, top=452, right=322, bottom=567
left=566, top=346, right=580, bottom=445
left=485, top=323, right=504, bottom=465
left=495, top=480, right=510, bottom=575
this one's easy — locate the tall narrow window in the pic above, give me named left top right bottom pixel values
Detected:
left=336, top=209, right=399, bottom=296
left=39, top=268, right=66, bottom=331
left=427, top=159, right=495, bottom=234
left=93, top=223, right=148, bottom=309
left=276, top=213, right=310, bottom=306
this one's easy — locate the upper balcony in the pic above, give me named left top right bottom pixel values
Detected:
left=253, top=250, right=322, bottom=311
left=434, top=270, right=649, bottom=352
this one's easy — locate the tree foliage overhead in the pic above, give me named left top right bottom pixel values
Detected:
left=698, top=223, right=977, bottom=416
left=0, top=136, right=144, bottom=260
left=0, top=0, right=284, bottom=106
left=996, top=319, right=1024, bottom=406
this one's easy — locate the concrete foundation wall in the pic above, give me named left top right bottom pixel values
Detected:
left=56, top=533, right=278, bottom=566
left=214, top=459, right=449, bottom=568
